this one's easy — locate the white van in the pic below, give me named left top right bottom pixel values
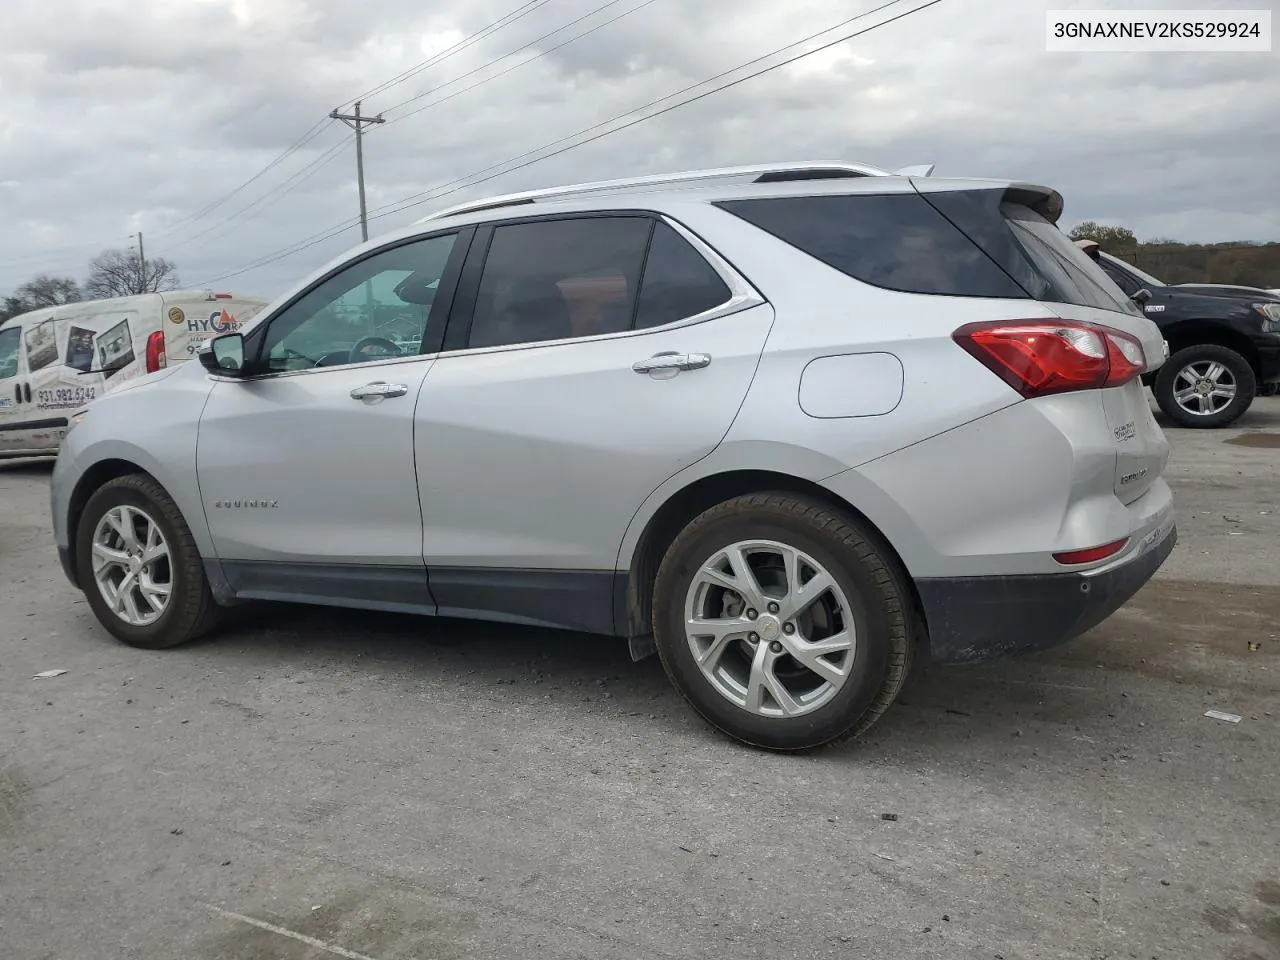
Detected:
left=0, top=289, right=268, bottom=459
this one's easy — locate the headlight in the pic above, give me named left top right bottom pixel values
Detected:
left=1255, top=302, right=1280, bottom=331
left=67, top=409, right=89, bottom=431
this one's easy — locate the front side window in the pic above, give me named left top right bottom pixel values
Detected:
left=466, top=216, right=652, bottom=349
left=0, top=326, right=21, bottom=380
left=261, top=232, right=458, bottom=372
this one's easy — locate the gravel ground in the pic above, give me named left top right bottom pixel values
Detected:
left=1, top=398, right=1278, bottom=960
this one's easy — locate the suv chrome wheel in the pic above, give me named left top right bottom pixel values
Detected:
left=91, top=505, right=172, bottom=626
left=1172, top=360, right=1236, bottom=416
left=684, top=539, right=856, bottom=718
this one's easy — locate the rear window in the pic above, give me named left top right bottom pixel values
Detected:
left=715, top=193, right=1027, bottom=298
left=925, top=190, right=1139, bottom=315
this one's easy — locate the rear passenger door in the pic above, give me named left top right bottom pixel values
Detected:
left=414, top=213, right=774, bottom=632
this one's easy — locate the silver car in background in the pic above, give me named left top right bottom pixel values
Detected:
left=50, top=161, right=1175, bottom=750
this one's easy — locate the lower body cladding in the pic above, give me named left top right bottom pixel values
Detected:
left=916, top=521, right=1176, bottom=663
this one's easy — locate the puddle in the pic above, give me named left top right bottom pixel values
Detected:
left=1224, top=433, right=1280, bottom=448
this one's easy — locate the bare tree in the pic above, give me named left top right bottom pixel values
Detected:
left=84, top=248, right=179, bottom=299
left=0, top=274, right=81, bottom=322
left=16, top=274, right=82, bottom=307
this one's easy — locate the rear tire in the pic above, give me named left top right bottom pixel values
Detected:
left=1154, top=344, right=1255, bottom=428
left=76, top=474, right=222, bottom=649
left=651, top=493, right=913, bottom=751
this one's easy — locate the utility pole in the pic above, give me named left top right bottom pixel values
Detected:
left=131, top=232, right=146, bottom=293
left=329, top=101, right=386, bottom=242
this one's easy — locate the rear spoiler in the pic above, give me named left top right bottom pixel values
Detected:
left=894, top=164, right=935, bottom=177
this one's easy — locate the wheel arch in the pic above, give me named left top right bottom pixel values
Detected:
left=1161, top=322, right=1261, bottom=375
left=65, top=458, right=160, bottom=586
left=618, top=468, right=925, bottom=642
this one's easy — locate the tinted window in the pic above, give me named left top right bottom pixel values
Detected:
left=262, top=232, right=458, bottom=372
left=468, top=217, right=652, bottom=349
left=998, top=203, right=1137, bottom=313
left=716, top=194, right=1027, bottom=298
left=0, top=325, right=20, bottom=380
left=1100, top=260, right=1139, bottom=295
left=635, top=222, right=732, bottom=329
left=924, top=189, right=1138, bottom=314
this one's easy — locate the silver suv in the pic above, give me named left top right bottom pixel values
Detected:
left=50, top=161, right=1176, bottom=751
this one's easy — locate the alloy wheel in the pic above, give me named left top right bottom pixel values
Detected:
left=1172, top=360, right=1237, bottom=416
left=91, top=505, right=173, bottom=626
left=683, top=539, right=856, bottom=718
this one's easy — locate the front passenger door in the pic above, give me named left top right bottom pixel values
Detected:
left=196, top=229, right=469, bottom=610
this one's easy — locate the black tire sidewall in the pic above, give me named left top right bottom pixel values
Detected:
left=76, top=480, right=200, bottom=648
left=654, top=507, right=896, bottom=751
left=1155, top=345, right=1256, bottom=428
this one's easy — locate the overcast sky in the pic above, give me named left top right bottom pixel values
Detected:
left=1, top=0, right=1277, bottom=298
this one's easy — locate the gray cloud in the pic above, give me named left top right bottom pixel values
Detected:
left=2, top=0, right=1277, bottom=298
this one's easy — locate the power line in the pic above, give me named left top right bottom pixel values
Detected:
left=344, top=0, right=556, bottom=108
left=369, top=0, right=942, bottom=222
left=169, top=135, right=354, bottom=255
left=153, top=117, right=335, bottom=238
left=200, top=0, right=944, bottom=286
left=377, top=0, right=655, bottom=121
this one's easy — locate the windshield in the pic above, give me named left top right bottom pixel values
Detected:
left=1101, top=252, right=1164, bottom=287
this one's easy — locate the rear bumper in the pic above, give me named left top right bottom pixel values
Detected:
left=916, top=523, right=1177, bottom=663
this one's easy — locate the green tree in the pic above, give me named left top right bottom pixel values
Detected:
left=1068, top=221, right=1139, bottom=259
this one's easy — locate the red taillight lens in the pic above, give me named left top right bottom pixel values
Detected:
left=953, top=320, right=1146, bottom=398
left=1053, top=538, right=1129, bottom=565
left=145, top=330, right=167, bottom=373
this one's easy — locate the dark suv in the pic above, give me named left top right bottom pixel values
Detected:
left=1089, top=249, right=1280, bottom=427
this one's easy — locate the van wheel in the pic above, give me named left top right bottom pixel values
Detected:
left=651, top=493, right=913, bottom=751
left=76, top=474, right=221, bottom=649
left=1155, top=344, right=1255, bottom=428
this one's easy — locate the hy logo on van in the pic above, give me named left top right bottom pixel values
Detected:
left=170, top=306, right=243, bottom=334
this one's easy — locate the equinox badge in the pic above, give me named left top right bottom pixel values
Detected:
left=213, top=499, right=279, bottom=509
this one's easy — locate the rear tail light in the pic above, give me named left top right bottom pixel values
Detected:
left=145, top=330, right=167, bottom=373
left=1053, top=538, right=1128, bottom=565
left=953, top=320, right=1146, bottom=398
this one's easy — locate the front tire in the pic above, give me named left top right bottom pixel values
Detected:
left=1154, top=344, right=1256, bottom=428
left=76, top=474, right=221, bottom=649
left=651, top=493, right=913, bottom=751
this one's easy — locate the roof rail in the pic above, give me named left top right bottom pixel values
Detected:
left=415, top=160, right=896, bottom=222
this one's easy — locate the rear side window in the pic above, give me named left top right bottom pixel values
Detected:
left=467, top=216, right=651, bottom=349
left=635, top=222, right=732, bottom=329
left=925, top=189, right=1138, bottom=314
left=715, top=194, right=1027, bottom=299
left=464, top=216, right=736, bottom=349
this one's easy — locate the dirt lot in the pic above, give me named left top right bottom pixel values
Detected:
left=2, top=399, right=1278, bottom=960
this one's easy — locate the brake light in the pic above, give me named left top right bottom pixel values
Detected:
left=145, top=330, right=167, bottom=373
left=952, top=320, right=1146, bottom=398
left=1053, top=538, right=1128, bottom=565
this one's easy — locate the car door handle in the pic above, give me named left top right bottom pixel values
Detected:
left=350, top=381, right=409, bottom=400
left=632, top=352, right=712, bottom=374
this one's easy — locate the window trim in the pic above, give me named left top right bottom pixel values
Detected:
left=439, top=209, right=763, bottom=358
left=220, top=225, right=475, bottom=383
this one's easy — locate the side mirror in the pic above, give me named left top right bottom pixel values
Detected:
left=199, top=332, right=247, bottom=375
left=1131, top=288, right=1153, bottom=306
